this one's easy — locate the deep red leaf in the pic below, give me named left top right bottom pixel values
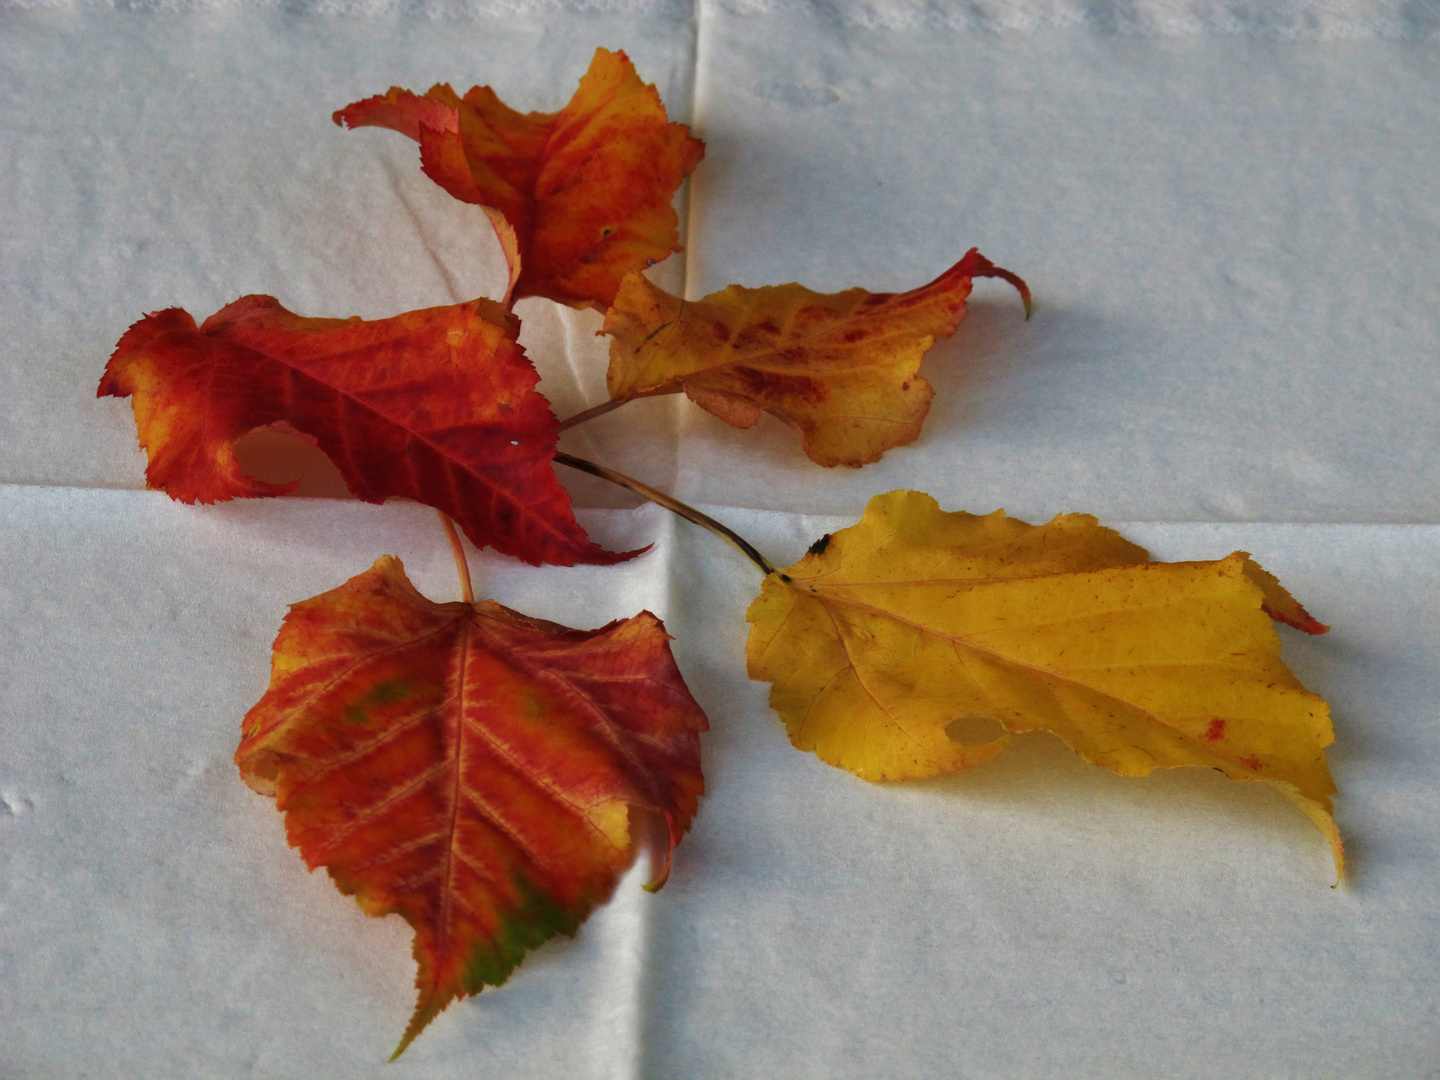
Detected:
left=100, top=295, right=629, bottom=566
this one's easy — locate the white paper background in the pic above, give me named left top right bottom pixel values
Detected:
left=2, top=3, right=1438, bottom=1076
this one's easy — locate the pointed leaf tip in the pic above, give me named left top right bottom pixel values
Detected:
left=954, top=246, right=1031, bottom=318
left=1239, top=554, right=1330, bottom=634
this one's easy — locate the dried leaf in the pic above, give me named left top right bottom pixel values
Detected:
left=603, top=249, right=1031, bottom=467
left=99, top=294, right=626, bottom=567
left=336, top=48, right=704, bottom=310
left=745, top=490, right=1341, bottom=877
left=236, top=556, right=708, bottom=1056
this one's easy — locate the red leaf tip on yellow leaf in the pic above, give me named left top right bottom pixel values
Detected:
left=336, top=48, right=704, bottom=310
left=99, top=294, right=633, bottom=567
left=236, top=556, right=709, bottom=1056
left=1238, top=553, right=1330, bottom=634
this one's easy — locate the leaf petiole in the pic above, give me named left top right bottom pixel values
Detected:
left=557, top=397, right=631, bottom=431
left=553, top=451, right=777, bottom=577
left=436, top=510, right=475, bottom=605
left=558, top=385, right=680, bottom=431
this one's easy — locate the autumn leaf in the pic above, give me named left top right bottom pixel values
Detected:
left=236, top=555, right=708, bottom=1057
left=601, top=249, right=1031, bottom=468
left=335, top=48, right=704, bottom=310
left=745, top=490, right=1342, bottom=877
left=99, top=294, right=629, bottom=567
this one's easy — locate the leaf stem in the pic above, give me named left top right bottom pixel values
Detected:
left=553, top=451, right=777, bottom=577
left=557, top=398, right=630, bottom=431
left=436, top=510, right=475, bottom=605
left=559, top=387, right=679, bottom=431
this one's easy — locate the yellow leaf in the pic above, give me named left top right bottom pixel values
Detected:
left=745, top=490, right=1342, bottom=878
left=603, top=249, right=1029, bottom=468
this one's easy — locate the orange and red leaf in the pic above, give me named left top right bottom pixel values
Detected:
left=236, top=556, right=708, bottom=1056
left=603, top=249, right=1031, bottom=467
left=99, top=294, right=626, bottom=566
left=336, top=48, right=704, bottom=310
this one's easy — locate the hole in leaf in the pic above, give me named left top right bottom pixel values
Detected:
left=945, top=715, right=1005, bottom=744
left=233, top=422, right=351, bottom=499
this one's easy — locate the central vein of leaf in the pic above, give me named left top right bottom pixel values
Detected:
left=437, top=614, right=473, bottom=993
left=799, top=581, right=1201, bottom=745
left=266, top=346, right=579, bottom=550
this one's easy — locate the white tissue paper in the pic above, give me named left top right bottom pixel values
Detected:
left=2, top=2, right=1438, bottom=1076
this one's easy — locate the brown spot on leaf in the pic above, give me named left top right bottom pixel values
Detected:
left=1202, top=718, right=1226, bottom=742
left=734, top=366, right=828, bottom=404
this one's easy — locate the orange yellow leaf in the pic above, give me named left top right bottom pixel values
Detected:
left=745, top=490, right=1341, bottom=877
left=335, top=48, right=704, bottom=310
left=602, top=249, right=1030, bottom=467
left=99, top=295, right=627, bottom=567
left=236, top=556, right=708, bottom=1057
